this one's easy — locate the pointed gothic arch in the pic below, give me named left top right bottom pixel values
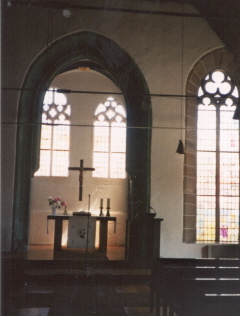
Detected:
left=12, top=31, right=152, bottom=251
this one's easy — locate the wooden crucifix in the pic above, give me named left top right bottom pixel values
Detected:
left=68, top=159, right=95, bottom=201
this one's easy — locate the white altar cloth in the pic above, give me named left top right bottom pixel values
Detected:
left=67, top=216, right=96, bottom=249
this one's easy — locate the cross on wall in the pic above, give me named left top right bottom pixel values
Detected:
left=68, top=159, right=95, bottom=201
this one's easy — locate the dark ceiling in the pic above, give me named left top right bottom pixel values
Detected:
left=6, top=0, right=240, bottom=64
left=144, top=0, right=240, bottom=64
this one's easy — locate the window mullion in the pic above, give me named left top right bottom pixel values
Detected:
left=215, top=105, right=220, bottom=242
left=239, top=127, right=240, bottom=242
left=50, top=122, right=54, bottom=176
left=108, top=124, right=111, bottom=178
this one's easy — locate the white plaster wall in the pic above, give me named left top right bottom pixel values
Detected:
left=3, top=1, right=223, bottom=256
left=30, top=70, right=127, bottom=246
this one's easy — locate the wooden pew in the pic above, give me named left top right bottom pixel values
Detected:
left=149, top=258, right=240, bottom=316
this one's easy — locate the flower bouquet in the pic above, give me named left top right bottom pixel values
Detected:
left=47, top=196, right=67, bottom=215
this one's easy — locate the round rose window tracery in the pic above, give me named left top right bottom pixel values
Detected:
left=198, top=70, right=239, bottom=107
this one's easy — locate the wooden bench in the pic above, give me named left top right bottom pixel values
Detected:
left=149, top=258, right=240, bottom=316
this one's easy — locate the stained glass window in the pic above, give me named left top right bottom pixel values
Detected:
left=35, top=88, right=70, bottom=177
left=93, top=97, right=126, bottom=178
left=196, top=70, right=239, bottom=242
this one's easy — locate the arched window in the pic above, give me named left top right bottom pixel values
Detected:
left=35, top=88, right=71, bottom=176
left=93, top=97, right=126, bottom=178
left=196, top=70, right=239, bottom=242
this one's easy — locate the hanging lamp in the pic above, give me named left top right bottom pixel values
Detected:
left=176, top=140, right=185, bottom=154
left=233, top=99, right=240, bottom=120
left=176, top=4, right=185, bottom=155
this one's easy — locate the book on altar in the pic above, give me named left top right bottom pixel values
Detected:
left=72, top=211, right=91, bottom=216
left=67, top=215, right=96, bottom=249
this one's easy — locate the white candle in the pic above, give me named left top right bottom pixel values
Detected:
left=107, top=198, right=110, bottom=208
left=100, top=198, right=103, bottom=208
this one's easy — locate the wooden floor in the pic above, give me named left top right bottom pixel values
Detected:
left=3, top=245, right=161, bottom=316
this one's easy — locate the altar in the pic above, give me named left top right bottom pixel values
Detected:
left=47, top=215, right=117, bottom=252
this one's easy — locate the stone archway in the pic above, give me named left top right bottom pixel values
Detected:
left=12, top=31, right=152, bottom=251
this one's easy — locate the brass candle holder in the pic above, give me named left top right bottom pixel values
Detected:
left=106, top=207, right=110, bottom=217
left=99, top=198, right=104, bottom=216
left=99, top=206, right=104, bottom=216
left=106, top=198, right=111, bottom=216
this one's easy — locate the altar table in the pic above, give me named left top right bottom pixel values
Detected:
left=47, top=215, right=116, bottom=252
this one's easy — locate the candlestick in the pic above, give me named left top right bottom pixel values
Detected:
left=99, top=198, right=104, bottom=216
left=106, top=198, right=111, bottom=216
left=88, top=194, right=91, bottom=213
left=106, top=207, right=110, bottom=216
left=99, top=206, right=104, bottom=216
left=64, top=204, right=68, bottom=215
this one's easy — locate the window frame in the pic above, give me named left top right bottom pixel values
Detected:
left=196, top=69, right=239, bottom=243
left=183, top=48, right=240, bottom=244
left=35, top=88, right=71, bottom=177
left=93, top=97, right=127, bottom=179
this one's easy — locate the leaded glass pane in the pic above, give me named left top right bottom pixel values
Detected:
left=196, top=196, right=216, bottom=241
left=93, top=153, right=108, bottom=178
left=40, top=124, right=52, bottom=150
left=93, top=122, right=109, bottom=152
left=110, top=153, right=126, bottom=178
left=93, top=97, right=126, bottom=178
left=197, top=105, right=216, bottom=151
left=52, top=150, right=69, bottom=176
left=34, top=150, right=51, bottom=176
left=219, top=197, right=239, bottom=242
left=53, top=125, right=70, bottom=150
left=220, top=106, right=239, bottom=152
left=220, top=153, right=239, bottom=196
left=197, top=152, right=216, bottom=196
left=111, top=122, right=126, bottom=153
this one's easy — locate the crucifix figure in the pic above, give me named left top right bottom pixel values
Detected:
left=68, top=159, right=95, bottom=201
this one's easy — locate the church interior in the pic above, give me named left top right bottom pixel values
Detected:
left=2, top=0, right=240, bottom=315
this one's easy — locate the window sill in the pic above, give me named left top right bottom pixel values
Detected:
left=195, top=241, right=240, bottom=245
left=184, top=241, right=240, bottom=245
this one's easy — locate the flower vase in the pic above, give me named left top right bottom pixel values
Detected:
left=52, top=206, right=57, bottom=215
